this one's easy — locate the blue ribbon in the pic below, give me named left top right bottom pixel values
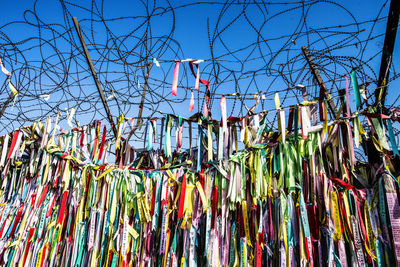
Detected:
left=386, top=119, right=399, bottom=156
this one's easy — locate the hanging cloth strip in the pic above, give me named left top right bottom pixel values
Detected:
left=189, top=61, right=211, bottom=118
left=0, top=105, right=397, bottom=266
left=171, top=61, right=179, bottom=96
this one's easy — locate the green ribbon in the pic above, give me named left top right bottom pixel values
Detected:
left=350, top=70, right=362, bottom=110
left=386, top=119, right=399, bottom=156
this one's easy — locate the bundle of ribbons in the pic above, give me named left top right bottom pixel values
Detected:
left=0, top=95, right=400, bottom=267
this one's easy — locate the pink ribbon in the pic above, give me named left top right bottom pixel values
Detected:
left=189, top=91, right=194, bottom=112
left=345, top=75, right=350, bottom=117
left=203, top=93, right=210, bottom=118
left=130, top=118, right=135, bottom=132
left=172, top=61, right=179, bottom=96
left=188, top=61, right=211, bottom=117
left=221, top=96, right=227, bottom=131
left=0, top=58, right=11, bottom=76
left=176, top=123, right=183, bottom=152
left=220, top=95, right=228, bottom=156
left=189, top=61, right=209, bottom=90
left=195, top=65, right=200, bottom=91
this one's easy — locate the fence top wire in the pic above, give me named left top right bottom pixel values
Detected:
left=0, top=0, right=398, bottom=146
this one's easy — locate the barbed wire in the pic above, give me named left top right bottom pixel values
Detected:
left=0, top=0, right=398, bottom=146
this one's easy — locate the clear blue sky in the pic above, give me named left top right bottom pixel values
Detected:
left=0, top=0, right=397, bottom=148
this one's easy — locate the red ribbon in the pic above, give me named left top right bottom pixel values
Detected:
left=227, top=116, right=242, bottom=122
left=256, top=241, right=262, bottom=267
left=199, top=168, right=205, bottom=189
left=150, top=181, right=157, bottom=217
left=287, top=106, right=294, bottom=132
left=37, top=184, right=48, bottom=208
left=57, top=191, right=69, bottom=225
left=211, top=186, right=218, bottom=229
left=7, top=130, right=19, bottom=160
left=329, top=175, right=354, bottom=190
left=9, top=204, right=24, bottom=238
left=98, top=126, right=107, bottom=160
left=22, top=228, right=36, bottom=266
left=40, top=245, right=47, bottom=267
left=91, top=122, right=100, bottom=158
left=178, top=175, right=187, bottom=220
left=46, top=195, right=56, bottom=218
left=79, top=128, right=84, bottom=147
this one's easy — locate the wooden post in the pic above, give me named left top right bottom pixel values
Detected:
left=72, top=17, right=117, bottom=137
left=375, top=0, right=400, bottom=106
left=135, top=62, right=152, bottom=132
left=301, top=46, right=338, bottom=118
